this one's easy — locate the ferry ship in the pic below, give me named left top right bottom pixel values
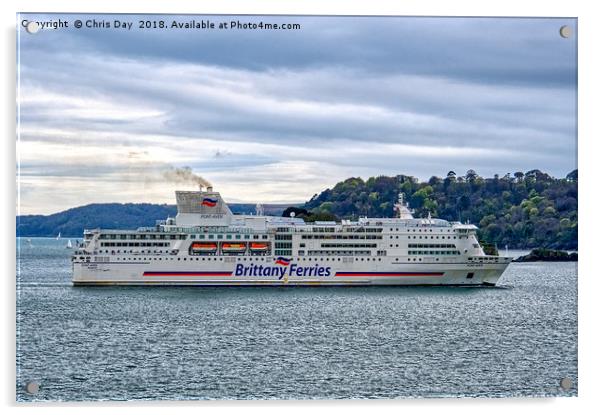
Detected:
left=72, top=186, right=512, bottom=286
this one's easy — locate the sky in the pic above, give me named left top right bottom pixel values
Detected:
left=17, top=14, right=577, bottom=215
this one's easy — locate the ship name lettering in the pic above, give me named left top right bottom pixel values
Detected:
left=233, top=263, right=332, bottom=279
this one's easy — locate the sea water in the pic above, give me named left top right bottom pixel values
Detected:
left=16, top=238, right=577, bottom=401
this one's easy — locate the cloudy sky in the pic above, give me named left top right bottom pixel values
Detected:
left=17, top=14, right=577, bottom=215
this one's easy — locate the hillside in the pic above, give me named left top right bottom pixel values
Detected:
left=16, top=203, right=289, bottom=237
left=303, top=169, right=577, bottom=250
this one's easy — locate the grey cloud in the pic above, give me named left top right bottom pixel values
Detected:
left=17, top=14, right=577, bottom=213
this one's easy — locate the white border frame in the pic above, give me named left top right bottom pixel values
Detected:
left=4, top=1, right=599, bottom=414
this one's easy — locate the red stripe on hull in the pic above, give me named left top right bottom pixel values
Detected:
left=335, top=272, right=444, bottom=277
left=143, top=272, right=232, bottom=277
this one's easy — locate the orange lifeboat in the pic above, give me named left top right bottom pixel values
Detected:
left=191, top=242, right=217, bottom=252
left=221, top=242, right=247, bottom=252
left=249, top=242, right=269, bottom=252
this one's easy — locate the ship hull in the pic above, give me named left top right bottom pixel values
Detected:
left=72, top=259, right=509, bottom=286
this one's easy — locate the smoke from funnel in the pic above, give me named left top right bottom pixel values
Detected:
left=161, top=166, right=211, bottom=188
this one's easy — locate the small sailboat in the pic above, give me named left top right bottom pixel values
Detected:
left=26, top=238, right=33, bottom=247
left=66, top=239, right=73, bottom=249
left=56, top=232, right=61, bottom=240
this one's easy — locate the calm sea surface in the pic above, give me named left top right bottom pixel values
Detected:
left=16, top=238, right=577, bottom=401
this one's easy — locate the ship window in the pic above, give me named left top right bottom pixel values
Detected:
left=244, top=235, right=250, bottom=239
left=208, top=235, right=214, bottom=239
left=253, top=235, right=259, bottom=239
left=235, top=235, right=241, bottom=239
left=227, top=235, right=232, bottom=239
left=262, top=235, right=268, bottom=239
left=217, top=235, right=223, bottom=239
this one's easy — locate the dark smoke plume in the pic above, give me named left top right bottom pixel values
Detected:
left=161, top=166, right=211, bottom=188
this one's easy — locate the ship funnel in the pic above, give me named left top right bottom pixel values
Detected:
left=207, top=186, right=213, bottom=192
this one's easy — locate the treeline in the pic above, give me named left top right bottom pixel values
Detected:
left=303, top=169, right=577, bottom=250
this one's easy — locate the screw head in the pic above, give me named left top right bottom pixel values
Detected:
left=559, top=377, right=572, bottom=390
left=559, top=25, right=572, bottom=38
left=25, top=381, right=39, bottom=394
left=25, top=21, right=40, bottom=34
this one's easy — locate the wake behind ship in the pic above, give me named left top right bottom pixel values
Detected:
left=72, top=186, right=511, bottom=286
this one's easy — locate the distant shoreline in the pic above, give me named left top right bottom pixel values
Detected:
left=513, top=249, right=578, bottom=262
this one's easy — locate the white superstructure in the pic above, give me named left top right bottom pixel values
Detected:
left=72, top=186, right=512, bottom=286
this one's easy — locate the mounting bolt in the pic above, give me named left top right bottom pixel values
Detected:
left=25, top=381, right=39, bottom=394
left=559, top=377, right=572, bottom=391
left=26, top=21, right=40, bottom=34
left=559, top=25, right=571, bottom=38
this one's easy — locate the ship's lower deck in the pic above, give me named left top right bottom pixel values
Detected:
left=72, top=256, right=510, bottom=286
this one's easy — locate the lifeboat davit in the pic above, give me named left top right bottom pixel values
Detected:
left=221, top=242, right=247, bottom=252
left=249, top=242, right=269, bottom=252
left=190, top=242, right=218, bottom=252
